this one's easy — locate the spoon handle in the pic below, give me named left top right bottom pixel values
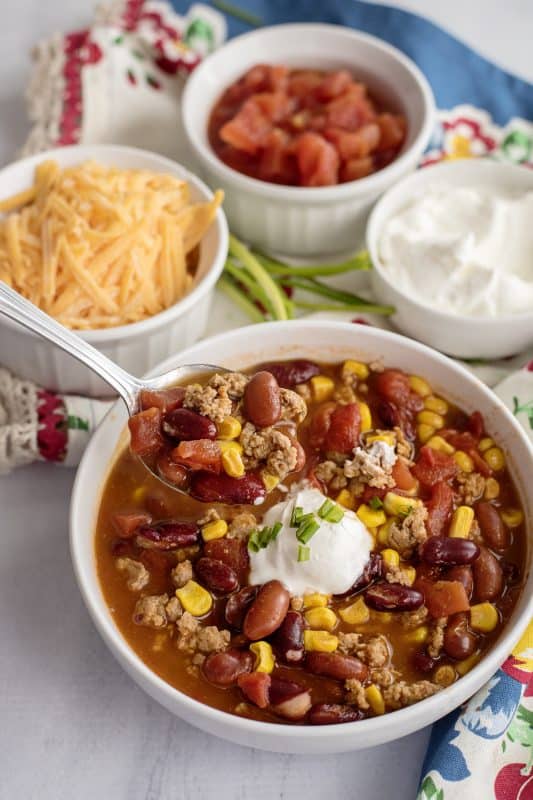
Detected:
left=0, top=281, right=142, bottom=412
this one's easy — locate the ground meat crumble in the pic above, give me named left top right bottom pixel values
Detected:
left=133, top=594, right=170, bottom=628
left=176, top=612, right=230, bottom=654
left=183, top=372, right=248, bottom=423
left=279, top=388, right=307, bottom=423
left=171, top=560, right=193, bottom=589
left=398, top=606, right=429, bottom=629
left=457, top=471, right=486, bottom=504
left=344, top=679, right=369, bottom=710
left=344, top=441, right=397, bottom=489
left=227, top=511, right=257, bottom=540
left=387, top=504, right=428, bottom=558
left=383, top=680, right=441, bottom=710
left=427, top=617, right=447, bottom=659
left=116, top=557, right=150, bottom=592
left=239, top=422, right=298, bottom=479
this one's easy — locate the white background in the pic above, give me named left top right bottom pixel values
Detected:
left=0, top=2, right=531, bottom=798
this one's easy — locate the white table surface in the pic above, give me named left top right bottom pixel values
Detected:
left=0, top=2, right=531, bottom=799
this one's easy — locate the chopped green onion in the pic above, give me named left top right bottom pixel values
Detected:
left=369, top=496, right=384, bottom=511
left=318, top=499, right=344, bottom=523
left=248, top=530, right=261, bottom=552
left=211, top=0, right=262, bottom=26
left=296, top=518, right=320, bottom=544
left=318, top=498, right=336, bottom=519
left=297, top=544, right=311, bottom=563
left=290, top=506, right=304, bottom=527
left=270, top=521, right=283, bottom=540
left=258, top=526, right=272, bottom=548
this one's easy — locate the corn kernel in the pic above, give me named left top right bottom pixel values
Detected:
left=366, top=432, right=396, bottom=446
left=365, top=684, right=385, bottom=715
left=484, top=477, right=500, bottom=500
left=218, top=440, right=243, bottom=455
left=261, top=471, right=280, bottom=492
left=356, top=503, right=387, bottom=528
left=434, top=665, right=456, bottom=687
left=418, top=423, right=436, bottom=443
left=201, top=519, right=228, bottom=542
left=217, top=416, right=242, bottom=440
left=406, top=625, right=429, bottom=645
left=449, top=506, right=474, bottom=538
left=424, top=395, right=449, bottom=415
left=383, top=492, right=421, bottom=517
left=501, top=508, right=524, bottom=528
left=336, top=489, right=355, bottom=510
left=222, top=448, right=245, bottom=478
left=370, top=610, right=393, bottom=624
left=303, top=593, right=329, bottom=609
left=305, top=607, right=338, bottom=632
left=427, top=435, right=455, bottom=455
left=304, top=630, right=338, bottom=653
left=409, top=375, right=431, bottom=397
left=454, top=450, right=474, bottom=473
left=176, top=580, right=212, bottom=616
left=358, top=401, right=372, bottom=432
left=484, top=446, right=505, bottom=471
left=339, top=597, right=370, bottom=625
left=132, top=486, right=147, bottom=503
left=479, top=437, right=494, bottom=453
left=381, top=548, right=400, bottom=569
left=342, top=360, right=369, bottom=380
left=417, top=410, right=445, bottom=429
left=311, top=375, right=335, bottom=403
left=456, top=652, right=481, bottom=676
left=470, top=602, right=499, bottom=633
left=250, top=641, right=274, bottom=674
left=403, top=566, right=417, bottom=586
left=377, top=518, right=394, bottom=545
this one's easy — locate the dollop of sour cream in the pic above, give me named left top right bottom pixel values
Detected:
left=249, top=487, right=373, bottom=596
left=378, top=185, right=533, bottom=317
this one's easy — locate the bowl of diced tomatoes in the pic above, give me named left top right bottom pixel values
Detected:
left=182, top=24, right=435, bottom=256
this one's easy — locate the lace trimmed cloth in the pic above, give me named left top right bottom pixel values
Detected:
left=0, top=368, right=110, bottom=475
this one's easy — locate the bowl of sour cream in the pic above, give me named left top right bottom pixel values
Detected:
left=367, top=160, right=533, bottom=358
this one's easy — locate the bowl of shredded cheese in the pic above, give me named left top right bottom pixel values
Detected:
left=0, top=144, right=228, bottom=395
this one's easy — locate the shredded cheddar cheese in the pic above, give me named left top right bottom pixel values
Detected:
left=0, top=160, right=223, bottom=329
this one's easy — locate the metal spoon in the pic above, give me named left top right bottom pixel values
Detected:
left=0, top=281, right=223, bottom=492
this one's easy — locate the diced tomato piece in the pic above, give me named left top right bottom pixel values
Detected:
left=324, top=86, right=369, bottom=130
left=140, top=386, right=185, bottom=413
left=219, top=98, right=272, bottom=154
left=340, top=157, right=374, bottom=182
left=171, top=440, right=222, bottom=473
left=324, top=402, right=361, bottom=455
left=376, top=369, right=422, bottom=412
left=288, top=70, right=324, bottom=101
left=468, top=411, right=485, bottom=439
left=308, top=403, right=336, bottom=449
left=252, top=92, right=293, bottom=122
left=315, top=70, right=353, bottom=101
left=469, top=449, right=492, bottom=476
left=391, top=459, right=417, bottom=492
left=417, top=578, right=470, bottom=618
left=412, top=447, right=458, bottom=487
left=204, top=538, right=249, bottom=582
left=128, top=407, right=163, bottom=458
left=112, top=510, right=152, bottom=538
left=426, top=481, right=454, bottom=536
left=376, top=113, right=406, bottom=151
left=237, top=672, right=271, bottom=708
left=441, top=430, right=478, bottom=452
left=258, top=128, right=297, bottom=184
left=362, top=485, right=388, bottom=504
left=324, top=123, right=380, bottom=160
left=238, top=64, right=289, bottom=95
left=295, top=132, right=339, bottom=187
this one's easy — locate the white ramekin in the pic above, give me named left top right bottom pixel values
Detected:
left=0, top=145, right=228, bottom=396
left=367, top=159, right=533, bottom=359
left=182, top=24, right=435, bottom=257
left=70, top=320, right=532, bottom=754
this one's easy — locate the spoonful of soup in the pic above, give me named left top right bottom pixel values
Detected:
left=0, top=282, right=308, bottom=503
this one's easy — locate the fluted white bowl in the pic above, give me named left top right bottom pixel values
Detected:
left=0, top=145, right=228, bottom=396
left=182, top=23, right=435, bottom=257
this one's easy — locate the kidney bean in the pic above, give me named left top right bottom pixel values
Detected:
left=365, top=582, right=424, bottom=612
left=111, top=539, right=130, bottom=557
left=261, top=359, right=320, bottom=388
left=243, top=371, right=282, bottom=428
left=473, top=546, right=504, bottom=602
left=446, top=566, right=474, bottom=599
left=420, top=536, right=480, bottom=567
left=501, top=561, right=520, bottom=584
left=269, top=677, right=306, bottom=706
left=145, top=493, right=171, bottom=519
left=162, top=408, right=217, bottom=441
left=237, top=672, right=271, bottom=709
left=195, top=557, right=239, bottom=594
left=135, top=521, right=199, bottom=550
left=336, top=553, right=384, bottom=598
left=190, top=471, right=266, bottom=505
left=308, top=703, right=364, bottom=725
left=202, top=649, right=253, bottom=687
left=308, top=403, right=336, bottom=449
left=324, top=402, right=361, bottom=455
left=225, top=586, right=259, bottom=629
left=269, top=678, right=312, bottom=720
left=243, top=580, right=290, bottom=641
left=306, top=652, right=368, bottom=682
left=443, top=613, right=477, bottom=660
left=412, top=652, right=436, bottom=674
left=204, top=539, right=249, bottom=583
left=112, top=511, right=152, bottom=538
left=157, top=454, right=188, bottom=488
left=476, top=502, right=510, bottom=551
left=273, top=610, right=305, bottom=664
